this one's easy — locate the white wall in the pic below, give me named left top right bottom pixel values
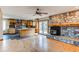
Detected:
left=0, top=8, right=3, bottom=39
left=3, top=19, right=9, bottom=31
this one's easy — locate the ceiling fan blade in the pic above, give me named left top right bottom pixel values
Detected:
left=43, top=13, right=48, bottom=14
left=40, top=12, right=48, bottom=14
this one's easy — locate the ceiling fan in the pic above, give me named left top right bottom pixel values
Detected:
left=33, top=8, right=48, bottom=16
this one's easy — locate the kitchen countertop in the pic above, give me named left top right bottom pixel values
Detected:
left=17, top=28, right=29, bottom=30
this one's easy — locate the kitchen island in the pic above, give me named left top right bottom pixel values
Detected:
left=17, top=28, right=30, bottom=37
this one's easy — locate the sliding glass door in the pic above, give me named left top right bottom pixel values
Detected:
left=43, top=21, right=48, bottom=34
left=39, top=21, right=43, bottom=33
left=39, top=21, right=48, bottom=34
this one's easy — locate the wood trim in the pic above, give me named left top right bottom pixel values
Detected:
left=49, top=22, right=79, bottom=27
left=35, top=19, right=39, bottom=33
left=0, top=39, right=3, bottom=41
left=48, top=20, right=50, bottom=33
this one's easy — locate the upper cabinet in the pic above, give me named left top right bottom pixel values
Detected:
left=8, top=18, right=34, bottom=28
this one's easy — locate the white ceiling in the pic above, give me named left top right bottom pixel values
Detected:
left=0, top=6, right=79, bottom=20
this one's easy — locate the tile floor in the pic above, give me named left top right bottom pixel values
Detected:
left=1, top=29, right=79, bottom=52
left=1, top=34, right=48, bottom=52
left=2, top=28, right=48, bottom=52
